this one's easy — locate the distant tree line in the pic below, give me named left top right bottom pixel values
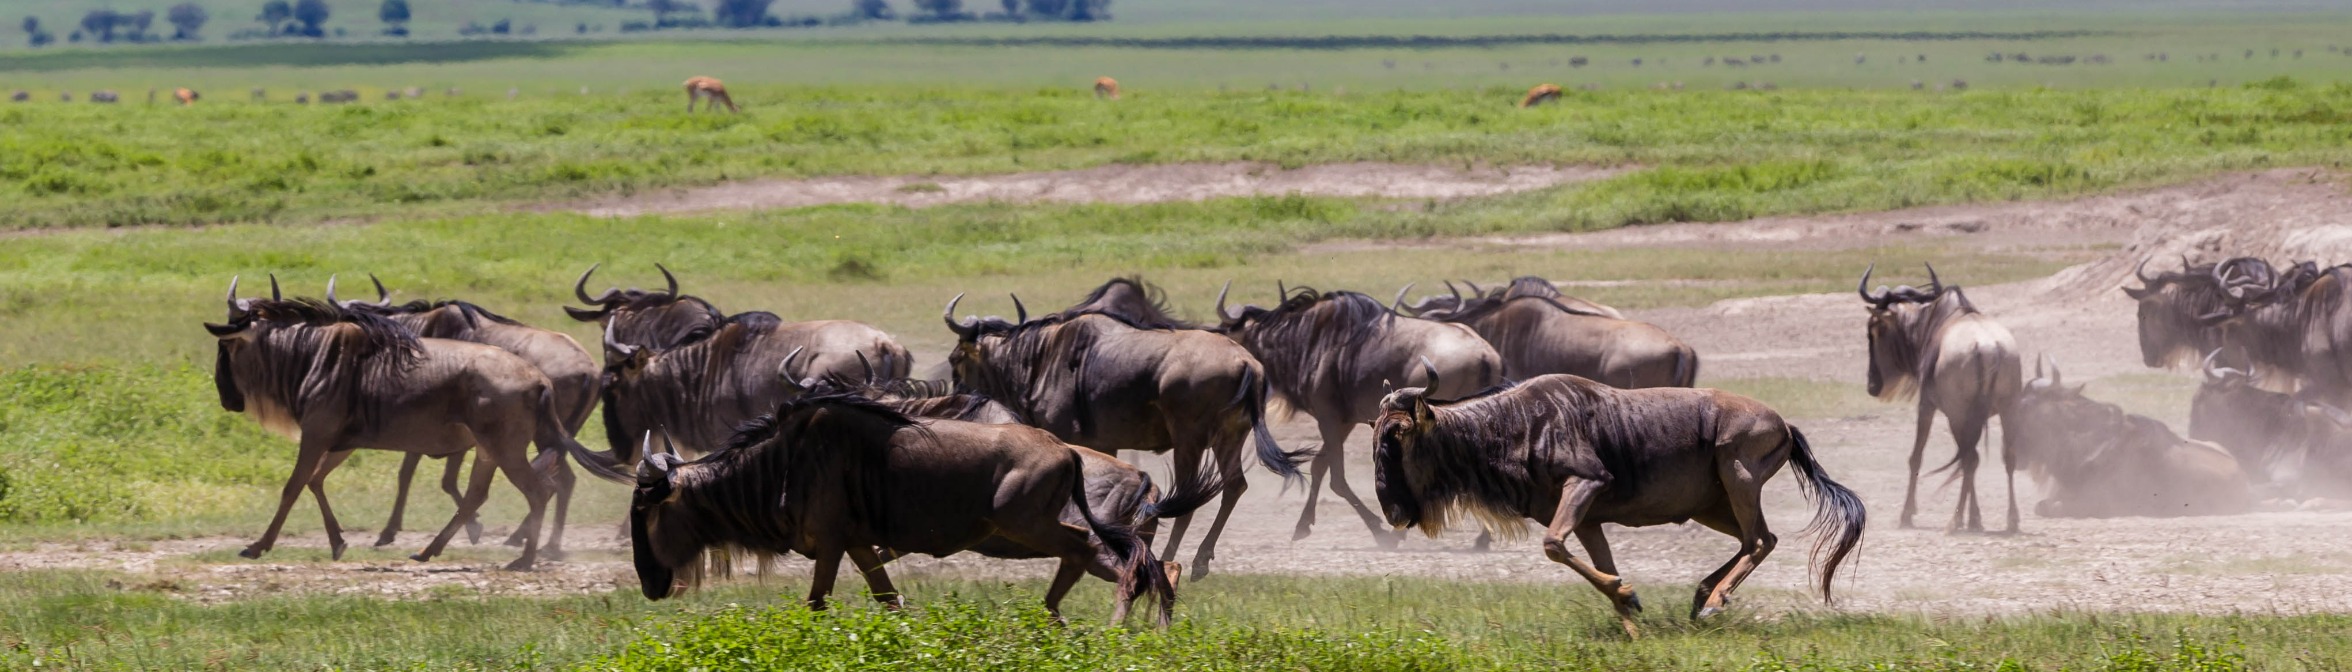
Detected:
left=20, top=3, right=212, bottom=46
left=19, top=0, right=1107, bottom=46
left=619, top=0, right=1107, bottom=33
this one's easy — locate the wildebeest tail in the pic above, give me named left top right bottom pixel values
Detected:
left=541, top=387, right=632, bottom=484
left=1136, top=467, right=1221, bottom=524
left=1068, top=451, right=1175, bottom=626
left=1786, top=426, right=1865, bottom=604
left=1236, top=366, right=1311, bottom=482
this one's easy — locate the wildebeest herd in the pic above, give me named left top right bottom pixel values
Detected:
left=195, top=256, right=2349, bottom=632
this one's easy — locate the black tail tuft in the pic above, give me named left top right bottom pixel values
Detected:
left=1138, top=468, right=1221, bottom=524
left=542, top=387, right=631, bottom=484
left=1069, top=452, right=1175, bottom=626
left=1240, top=367, right=1312, bottom=481
left=1787, top=427, right=1866, bottom=603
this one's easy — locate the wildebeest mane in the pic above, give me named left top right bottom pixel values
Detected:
left=1231, top=287, right=1399, bottom=413
left=1383, top=378, right=1680, bottom=541
left=216, top=297, right=423, bottom=425
left=388, top=299, right=523, bottom=327
left=1052, top=276, right=1198, bottom=330
left=1871, top=288, right=1981, bottom=402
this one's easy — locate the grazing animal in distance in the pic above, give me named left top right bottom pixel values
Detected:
left=89, top=90, right=118, bottom=103
left=2191, top=350, right=2352, bottom=504
left=1094, top=76, right=1120, bottom=99
left=1215, top=284, right=1501, bottom=546
left=334, top=276, right=601, bottom=554
left=683, top=76, right=737, bottom=113
left=295, top=92, right=310, bottom=104
left=174, top=88, right=199, bottom=105
left=946, top=294, right=1306, bottom=578
left=251, top=88, right=266, bottom=101
left=621, top=392, right=1181, bottom=625
left=1373, top=370, right=1865, bottom=639
left=2005, top=356, right=2251, bottom=518
left=9, top=90, right=25, bottom=102
left=1858, top=264, right=2024, bottom=533
left=1403, top=277, right=1697, bottom=389
left=1520, top=83, right=1563, bottom=107
left=204, top=277, right=598, bottom=570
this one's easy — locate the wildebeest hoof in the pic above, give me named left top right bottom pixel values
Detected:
left=465, top=521, right=484, bottom=545
left=502, top=530, right=528, bottom=547
left=1374, top=531, right=1401, bottom=550
left=502, top=558, right=536, bottom=572
left=1188, top=561, right=1211, bottom=582
left=372, top=531, right=399, bottom=547
left=1624, top=592, right=1644, bottom=613
left=329, top=541, right=348, bottom=561
left=1695, top=604, right=1721, bottom=620
left=237, top=546, right=267, bottom=560
left=409, top=552, right=433, bottom=563
left=1290, top=524, right=1313, bottom=542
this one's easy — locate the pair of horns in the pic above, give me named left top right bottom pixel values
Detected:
left=1856, top=262, right=1943, bottom=306
left=224, top=274, right=284, bottom=316
left=323, top=274, right=392, bottom=308
left=574, top=263, right=680, bottom=305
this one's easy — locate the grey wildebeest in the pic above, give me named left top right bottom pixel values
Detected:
left=619, top=392, right=1178, bottom=625
left=1402, top=276, right=1698, bottom=389
left=567, top=264, right=911, bottom=375
left=2207, top=262, right=2352, bottom=408
left=1411, top=277, right=1623, bottom=320
left=2004, top=356, right=2251, bottom=518
left=1371, top=370, right=1865, bottom=639
left=2122, top=257, right=2229, bottom=370
left=1858, top=264, right=2023, bottom=533
left=944, top=295, right=1305, bottom=578
left=205, top=277, right=600, bottom=569
left=332, top=276, right=600, bottom=554
left=2191, top=350, right=2352, bottom=505
left=1213, top=284, right=1500, bottom=545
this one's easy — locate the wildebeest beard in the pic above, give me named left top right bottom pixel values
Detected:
left=635, top=391, right=919, bottom=595
left=215, top=298, right=423, bottom=426
left=1223, top=287, right=1399, bottom=415
left=1866, top=289, right=1980, bottom=403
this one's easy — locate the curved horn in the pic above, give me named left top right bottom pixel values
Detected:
left=368, top=274, right=392, bottom=306
left=1444, top=280, right=1463, bottom=306
left=2201, top=349, right=2228, bottom=383
left=1923, top=263, right=1942, bottom=294
left=660, top=427, right=681, bottom=458
left=324, top=274, right=340, bottom=305
left=1392, top=282, right=1415, bottom=312
left=225, top=275, right=243, bottom=312
left=1418, top=356, right=1441, bottom=394
left=855, top=351, right=876, bottom=385
left=943, top=293, right=975, bottom=338
left=574, top=263, right=619, bottom=305
left=1277, top=280, right=1288, bottom=300
left=268, top=273, right=282, bottom=301
left=1214, top=280, right=1234, bottom=320
left=1010, top=293, right=1028, bottom=323
left=655, top=263, right=680, bottom=296
left=602, top=320, right=640, bottom=359
left=2134, top=258, right=2156, bottom=285
left=776, top=346, right=806, bottom=383
left=1463, top=279, right=1485, bottom=297
left=2043, top=353, right=2061, bottom=386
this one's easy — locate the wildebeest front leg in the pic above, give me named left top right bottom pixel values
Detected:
left=805, top=547, right=844, bottom=611
left=1541, top=477, right=1640, bottom=638
left=489, top=444, right=552, bottom=571
left=412, top=453, right=499, bottom=564
left=376, top=452, right=425, bottom=547
left=242, top=435, right=334, bottom=560
left=844, top=546, right=903, bottom=610
left=1310, top=420, right=1396, bottom=548
left=1900, top=402, right=1936, bottom=529
left=438, top=453, right=482, bottom=544
left=303, top=449, right=357, bottom=561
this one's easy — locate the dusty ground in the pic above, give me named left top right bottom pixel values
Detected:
left=12, top=169, right=2352, bottom=617
left=566, top=162, right=1624, bottom=217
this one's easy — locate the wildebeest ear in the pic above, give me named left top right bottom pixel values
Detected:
left=2121, top=284, right=2154, bottom=300
left=204, top=322, right=245, bottom=337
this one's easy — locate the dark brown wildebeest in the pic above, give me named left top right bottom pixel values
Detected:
left=2122, top=257, right=2229, bottom=370
left=2004, top=356, right=2251, bottom=518
left=1216, top=284, right=1502, bottom=545
left=205, top=277, right=598, bottom=570
left=620, top=392, right=1179, bottom=625
left=2208, top=262, right=2352, bottom=408
left=945, top=296, right=1305, bottom=577
left=2191, top=350, right=2352, bottom=504
left=1858, top=264, right=2023, bottom=533
left=1402, top=276, right=1698, bottom=389
left=89, top=90, right=118, bottom=103
left=1371, top=370, right=1865, bottom=639
left=333, top=276, right=600, bottom=554
left=567, top=264, right=911, bottom=378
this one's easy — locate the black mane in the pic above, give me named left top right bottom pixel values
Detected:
left=1050, top=276, right=1198, bottom=330
left=1227, top=287, right=1399, bottom=412
left=386, top=299, right=523, bottom=326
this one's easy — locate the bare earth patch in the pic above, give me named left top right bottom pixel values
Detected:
left=567, top=162, right=1625, bottom=217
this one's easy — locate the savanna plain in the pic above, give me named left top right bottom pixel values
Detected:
left=6, top=5, right=2352, bottom=669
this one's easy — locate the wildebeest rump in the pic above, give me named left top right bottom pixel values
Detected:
left=204, top=277, right=597, bottom=570
left=1371, top=372, right=1865, bottom=639
left=624, top=392, right=1178, bottom=625
left=946, top=296, right=1306, bottom=577
left=1402, top=276, right=1698, bottom=389
left=1214, top=284, right=1501, bottom=545
left=334, top=276, right=600, bottom=554
left=2191, top=350, right=2352, bottom=503
left=2005, top=356, right=2251, bottom=518
left=1858, top=264, right=2024, bottom=533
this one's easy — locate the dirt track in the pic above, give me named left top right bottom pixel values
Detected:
left=14, top=169, right=2352, bottom=616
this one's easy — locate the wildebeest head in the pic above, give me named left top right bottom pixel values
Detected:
left=1857, top=263, right=1946, bottom=400
left=2188, top=348, right=2285, bottom=475
left=2005, top=354, right=2105, bottom=482
left=595, top=320, right=667, bottom=464
left=940, top=293, right=1028, bottom=390
left=2121, top=257, right=2231, bottom=369
left=204, top=275, right=422, bottom=421
left=629, top=433, right=690, bottom=600
left=1371, top=358, right=1444, bottom=530
left=564, top=263, right=725, bottom=352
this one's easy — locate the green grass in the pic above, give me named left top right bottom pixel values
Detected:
left=0, top=569, right=2338, bottom=670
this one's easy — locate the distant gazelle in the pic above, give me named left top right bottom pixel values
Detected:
left=1520, top=83, right=1562, bottom=108
left=683, top=76, right=738, bottom=113
left=1094, top=76, right=1120, bottom=99
left=174, top=88, right=200, bottom=105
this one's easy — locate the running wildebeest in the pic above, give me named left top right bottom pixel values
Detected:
left=2207, top=262, right=2352, bottom=408
left=1214, top=284, right=1501, bottom=545
left=945, top=295, right=1306, bottom=578
left=205, top=277, right=597, bottom=569
left=2191, top=350, right=2352, bottom=504
left=2004, top=356, right=2251, bottom=518
left=1858, top=264, right=2023, bottom=533
left=1402, top=277, right=1698, bottom=389
left=1371, top=369, right=1865, bottom=639
left=619, top=392, right=1179, bottom=625
left=333, top=276, right=599, bottom=554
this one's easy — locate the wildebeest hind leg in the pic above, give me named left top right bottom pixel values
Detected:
left=1900, top=404, right=1935, bottom=528
left=488, top=443, right=551, bottom=571
left=303, top=449, right=356, bottom=561
left=1293, top=449, right=1327, bottom=541
left=413, top=452, right=499, bottom=564
left=1996, top=415, right=2021, bottom=534
left=1043, top=559, right=1089, bottom=625
left=242, top=435, right=334, bottom=560
left=805, top=547, right=845, bottom=610
left=438, top=453, right=482, bottom=544
left=377, top=452, right=425, bottom=547
left=1685, top=505, right=1743, bottom=619
left=845, top=546, right=903, bottom=609
left=1694, top=467, right=1775, bottom=620
left=1542, top=477, right=1640, bottom=638
left=1157, top=444, right=1205, bottom=564
left=1949, top=416, right=1987, bottom=534
left=1186, top=462, right=1249, bottom=580
left=1314, top=422, right=1396, bottom=548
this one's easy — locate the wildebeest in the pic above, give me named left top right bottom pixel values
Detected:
left=1094, top=76, right=1120, bottom=99
left=204, top=277, right=596, bottom=569
left=333, top=276, right=600, bottom=554
left=683, top=76, right=737, bottom=113
left=1215, top=284, right=1500, bottom=544
left=1520, top=83, right=1563, bottom=107
left=566, top=262, right=909, bottom=379
left=1409, top=277, right=1621, bottom=319
left=320, top=90, right=359, bottom=104
left=1858, top=264, right=2023, bottom=532
left=1403, top=277, right=1697, bottom=389
left=1371, top=371, right=1865, bottom=638
left=620, top=392, right=1179, bottom=625
left=11, top=90, right=29, bottom=102
left=89, top=90, right=118, bottom=103
left=2004, top=356, right=2251, bottom=518
left=295, top=92, right=310, bottom=104
left=2123, top=257, right=2229, bottom=370
left=2208, top=262, right=2352, bottom=408
left=945, top=295, right=1305, bottom=577
left=2191, top=350, right=2352, bottom=504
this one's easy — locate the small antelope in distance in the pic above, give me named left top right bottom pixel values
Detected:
left=174, top=88, right=199, bottom=105
left=683, top=76, right=737, bottom=113
left=1520, top=83, right=1562, bottom=108
left=1094, top=77, right=1120, bottom=100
